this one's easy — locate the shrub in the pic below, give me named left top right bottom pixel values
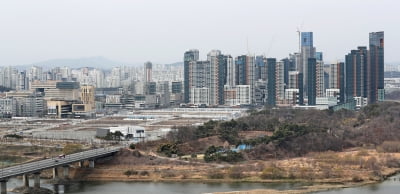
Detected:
left=129, top=143, right=136, bottom=149
left=219, top=151, right=244, bottom=163
left=384, top=155, right=400, bottom=168
left=204, top=145, right=220, bottom=162
left=181, top=171, right=190, bottom=179
left=228, top=167, right=246, bottom=179
left=140, top=171, right=150, bottom=176
left=102, top=131, right=124, bottom=141
left=378, top=141, right=400, bottom=153
left=296, top=167, right=314, bottom=180
left=352, top=175, right=363, bottom=182
left=260, top=166, right=285, bottom=179
left=123, top=170, right=138, bottom=177
left=4, top=134, right=23, bottom=139
left=321, top=167, right=334, bottom=178
left=161, top=170, right=177, bottom=178
left=356, top=149, right=369, bottom=156
left=157, top=143, right=179, bottom=157
left=63, top=144, right=83, bottom=154
left=204, top=146, right=244, bottom=163
left=123, top=170, right=131, bottom=177
left=207, top=171, right=224, bottom=179
left=340, top=155, right=362, bottom=166
left=132, top=150, right=141, bottom=157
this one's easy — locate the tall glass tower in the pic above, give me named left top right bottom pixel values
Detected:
left=368, top=31, right=384, bottom=103
left=300, top=32, right=315, bottom=99
left=267, top=58, right=276, bottom=106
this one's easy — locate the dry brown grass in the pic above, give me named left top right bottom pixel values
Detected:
left=69, top=147, right=400, bottom=185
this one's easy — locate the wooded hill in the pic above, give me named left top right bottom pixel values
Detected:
left=162, top=102, right=400, bottom=162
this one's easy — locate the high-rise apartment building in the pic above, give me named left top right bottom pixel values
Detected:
left=235, top=55, right=254, bottom=86
left=323, top=64, right=330, bottom=92
left=287, top=71, right=303, bottom=105
left=216, top=54, right=230, bottom=105
left=307, top=58, right=317, bottom=105
left=225, top=55, right=236, bottom=87
left=144, top=61, right=153, bottom=82
left=184, top=49, right=199, bottom=103
left=207, top=50, right=223, bottom=105
left=276, top=60, right=285, bottom=102
left=0, top=66, right=18, bottom=89
left=29, top=66, right=43, bottom=82
left=235, top=55, right=255, bottom=103
left=329, top=62, right=345, bottom=103
left=345, top=47, right=368, bottom=103
left=316, top=60, right=325, bottom=97
left=17, top=71, right=29, bottom=91
left=281, top=58, right=291, bottom=88
left=188, top=61, right=207, bottom=89
left=156, top=81, right=170, bottom=107
left=267, top=58, right=276, bottom=106
left=171, top=81, right=182, bottom=94
left=368, top=31, right=384, bottom=103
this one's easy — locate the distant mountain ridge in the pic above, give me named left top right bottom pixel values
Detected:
left=15, top=56, right=129, bottom=70
left=166, top=62, right=183, bottom=67
left=12, top=56, right=182, bottom=70
left=32, top=56, right=126, bottom=69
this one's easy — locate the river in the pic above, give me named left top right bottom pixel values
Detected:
left=5, top=174, right=400, bottom=194
left=318, top=174, right=400, bottom=194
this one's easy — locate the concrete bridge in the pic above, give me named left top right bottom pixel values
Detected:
left=0, top=146, right=121, bottom=194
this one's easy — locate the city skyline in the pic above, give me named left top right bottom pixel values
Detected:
left=0, top=0, right=398, bottom=66
left=184, top=31, right=384, bottom=108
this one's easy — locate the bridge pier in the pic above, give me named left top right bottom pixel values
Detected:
left=0, top=180, right=7, bottom=194
left=33, top=172, right=41, bottom=189
left=54, top=184, right=60, bottom=194
left=53, top=167, right=58, bottom=179
left=63, top=166, right=69, bottom=178
left=22, top=173, right=29, bottom=187
left=89, top=160, right=95, bottom=168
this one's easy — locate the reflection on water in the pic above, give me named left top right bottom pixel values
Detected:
left=6, top=179, right=308, bottom=194
left=5, top=174, right=400, bottom=194
left=62, top=181, right=310, bottom=194
left=318, top=174, right=400, bottom=194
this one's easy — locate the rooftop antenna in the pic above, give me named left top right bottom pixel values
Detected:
left=265, top=34, right=275, bottom=57
left=246, top=36, right=250, bottom=55
left=297, top=21, right=304, bottom=53
left=296, top=27, right=301, bottom=53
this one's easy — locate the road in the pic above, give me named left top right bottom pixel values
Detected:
left=0, top=146, right=121, bottom=181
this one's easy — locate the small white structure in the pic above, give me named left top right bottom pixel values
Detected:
left=109, top=126, right=145, bottom=138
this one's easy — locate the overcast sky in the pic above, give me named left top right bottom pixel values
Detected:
left=0, top=0, right=398, bottom=66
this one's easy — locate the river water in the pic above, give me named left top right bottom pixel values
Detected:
left=6, top=179, right=309, bottom=194
left=6, top=174, right=400, bottom=194
left=318, top=174, right=400, bottom=194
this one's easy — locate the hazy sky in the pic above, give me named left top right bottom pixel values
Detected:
left=0, top=0, right=398, bottom=66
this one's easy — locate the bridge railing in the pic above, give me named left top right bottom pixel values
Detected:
left=0, top=146, right=122, bottom=180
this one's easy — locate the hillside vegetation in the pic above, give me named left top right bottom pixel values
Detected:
left=163, top=102, right=400, bottom=161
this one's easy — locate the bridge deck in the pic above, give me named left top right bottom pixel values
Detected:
left=0, top=147, right=121, bottom=181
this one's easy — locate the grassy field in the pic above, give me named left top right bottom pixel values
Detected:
left=0, top=144, right=63, bottom=167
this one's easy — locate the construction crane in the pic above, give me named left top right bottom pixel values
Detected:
left=297, top=21, right=304, bottom=53
left=296, top=27, right=301, bottom=53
